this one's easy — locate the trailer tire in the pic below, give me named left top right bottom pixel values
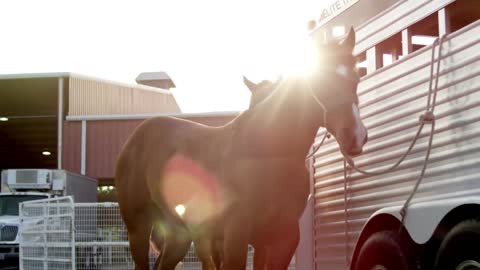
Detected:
left=434, top=219, right=480, bottom=270
left=354, top=231, right=413, bottom=270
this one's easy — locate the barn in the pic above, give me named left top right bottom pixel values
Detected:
left=0, top=72, right=238, bottom=192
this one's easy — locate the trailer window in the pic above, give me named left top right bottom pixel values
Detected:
left=377, top=32, right=402, bottom=68
left=410, top=12, right=439, bottom=52
left=446, top=0, right=480, bottom=32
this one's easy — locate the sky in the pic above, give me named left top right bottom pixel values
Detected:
left=0, top=0, right=325, bottom=113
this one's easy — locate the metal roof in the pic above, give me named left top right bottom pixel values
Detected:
left=0, top=72, right=173, bottom=94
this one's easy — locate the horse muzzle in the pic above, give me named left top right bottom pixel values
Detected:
left=348, top=131, right=368, bottom=156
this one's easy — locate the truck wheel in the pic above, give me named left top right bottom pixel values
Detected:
left=354, top=231, right=413, bottom=270
left=434, top=220, right=480, bottom=270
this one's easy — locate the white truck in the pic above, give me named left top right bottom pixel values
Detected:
left=0, top=169, right=97, bottom=269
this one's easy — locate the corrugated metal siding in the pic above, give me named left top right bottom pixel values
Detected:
left=68, top=76, right=180, bottom=116
left=313, top=21, right=480, bottom=270
left=354, top=0, right=454, bottom=54
left=62, top=121, right=81, bottom=174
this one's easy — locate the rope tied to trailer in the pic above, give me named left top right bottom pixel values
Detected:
left=303, top=36, right=445, bottom=266
left=338, top=35, right=446, bottom=264
left=399, top=35, right=445, bottom=223
left=305, top=132, right=331, bottom=160
left=344, top=34, right=445, bottom=218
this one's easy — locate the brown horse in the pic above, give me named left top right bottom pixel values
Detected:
left=115, top=27, right=367, bottom=270
left=146, top=75, right=279, bottom=270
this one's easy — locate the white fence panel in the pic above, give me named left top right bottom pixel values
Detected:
left=20, top=197, right=295, bottom=270
left=19, top=196, right=76, bottom=270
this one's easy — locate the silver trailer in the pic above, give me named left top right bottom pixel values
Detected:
left=308, top=0, right=480, bottom=269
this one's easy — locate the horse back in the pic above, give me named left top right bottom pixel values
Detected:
left=115, top=116, right=230, bottom=224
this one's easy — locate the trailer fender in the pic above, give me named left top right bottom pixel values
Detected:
left=373, top=197, right=480, bottom=244
left=351, top=196, right=480, bottom=269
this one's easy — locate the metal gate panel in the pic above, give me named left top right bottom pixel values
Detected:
left=19, top=197, right=75, bottom=270
left=313, top=21, right=480, bottom=270
left=20, top=197, right=295, bottom=269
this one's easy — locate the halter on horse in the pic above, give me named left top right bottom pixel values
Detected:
left=115, top=27, right=367, bottom=270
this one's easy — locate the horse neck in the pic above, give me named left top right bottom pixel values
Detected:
left=235, top=79, right=325, bottom=159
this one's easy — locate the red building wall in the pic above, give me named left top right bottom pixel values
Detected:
left=86, top=120, right=142, bottom=179
left=62, top=121, right=81, bottom=174
left=63, top=114, right=238, bottom=180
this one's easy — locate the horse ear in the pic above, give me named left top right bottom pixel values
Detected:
left=243, top=76, right=257, bottom=92
left=341, top=27, right=356, bottom=52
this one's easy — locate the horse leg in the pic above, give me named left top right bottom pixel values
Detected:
left=266, top=223, right=299, bottom=270
left=125, top=211, right=152, bottom=270
left=253, top=245, right=267, bottom=270
left=153, top=224, right=191, bottom=270
left=222, top=214, right=250, bottom=270
left=212, top=239, right=224, bottom=270
left=193, top=233, right=216, bottom=270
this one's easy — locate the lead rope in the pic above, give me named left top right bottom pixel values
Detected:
left=342, top=35, right=445, bottom=265
left=305, top=36, right=444, bottom=266
left=305, top=131, right=330, bottom=160
left=399, top=35, right=445, bottom=225
left=305, top=77, right=331, bottom=161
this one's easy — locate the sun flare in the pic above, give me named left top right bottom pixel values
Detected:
left=243, top=31, right=319, bottom=83
left=175, top=204, right=186, bottom=217
left=280, top=37, right=318, bottom=77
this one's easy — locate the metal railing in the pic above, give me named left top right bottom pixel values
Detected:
left=19, top=196, right=295, bottom=270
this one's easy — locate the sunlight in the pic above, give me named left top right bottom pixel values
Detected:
left=332, top=26, right=346, bottom=37
left=0, top=0, right=324, bottom=112
left=281, top=36, right=318, bottom=77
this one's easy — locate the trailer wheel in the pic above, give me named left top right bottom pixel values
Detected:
left=434, top=220, right=480, bottom=270
left=354, top=231, right=413, bottom=270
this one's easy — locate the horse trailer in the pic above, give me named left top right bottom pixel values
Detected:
left=309, top=0, right=480, bottom=269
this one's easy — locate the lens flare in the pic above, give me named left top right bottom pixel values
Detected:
left=161, top=154, right=226, bottom=225
left=175, top=204, right=186, bottom=217
left=282, top=37, right=318, bottom=77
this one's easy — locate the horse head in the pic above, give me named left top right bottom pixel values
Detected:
left=308, top=27, right=368, bottom=156
left=235, top=28, right=367, bottom=158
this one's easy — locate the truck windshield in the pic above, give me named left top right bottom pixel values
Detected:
left=0, top=195, right=47, bottom=216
